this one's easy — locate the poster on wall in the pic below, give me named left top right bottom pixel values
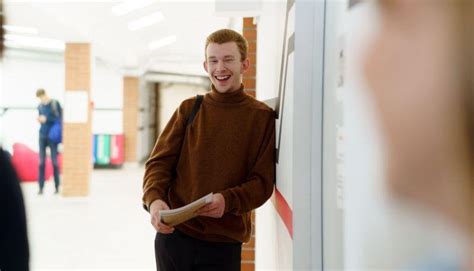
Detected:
left=64, top=91, right=88, bottom=123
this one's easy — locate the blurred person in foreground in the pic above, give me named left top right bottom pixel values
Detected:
left=0, top=0, right=30, bottom=269
left=364, top=0, right=473, bottom=270
left=142, top=29, right=275, bottom=270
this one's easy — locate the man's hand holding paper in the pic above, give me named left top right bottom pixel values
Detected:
left=195, top=193, right=225, bottom=218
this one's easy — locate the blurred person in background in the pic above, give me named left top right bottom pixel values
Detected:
left=0, top=0, right=30, bottom=269
left=364, top=0, right=473, bottom=269
left=36, top=88, right=62, bottom=195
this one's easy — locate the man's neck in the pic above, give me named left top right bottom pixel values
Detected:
left=227, top=87, right=240, bottom=93
left=213, top=82, right=243, bottom=94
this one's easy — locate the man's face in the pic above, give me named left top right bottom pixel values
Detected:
left=204, top=42, right=249, bottom=93
left=38, top=95, right=48, bottom=105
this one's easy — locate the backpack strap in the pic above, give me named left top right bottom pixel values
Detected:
left=51, top=100, right=59, bottom=118
left=187, top=95, right=203, bottom=126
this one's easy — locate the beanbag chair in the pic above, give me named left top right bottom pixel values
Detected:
left=11, top=143, right=62, bottom=182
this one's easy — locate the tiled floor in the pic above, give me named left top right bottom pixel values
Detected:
left=21, top=165, right=156, bottom=271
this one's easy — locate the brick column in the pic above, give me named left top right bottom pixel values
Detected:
left=62, top=43, right=92, bottom=197
left=243, top=17, right=257, bottom=99
left=123, top=76, right=139, bottom=162
left=241, top=17, right=257, bottom=271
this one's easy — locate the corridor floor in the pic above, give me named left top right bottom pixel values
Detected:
left=21, top=165, right=155, bottom=271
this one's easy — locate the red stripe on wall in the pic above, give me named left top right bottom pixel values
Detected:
left=271, top=187, right=293, bottom=239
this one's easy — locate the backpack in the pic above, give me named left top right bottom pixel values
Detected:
left=48, top=100, right=62, bottom=144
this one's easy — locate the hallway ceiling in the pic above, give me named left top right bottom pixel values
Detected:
left=3, top=0, right=243, bottom=76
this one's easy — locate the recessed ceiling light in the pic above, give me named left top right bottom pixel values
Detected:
left=111, top=0, right=156, bottom=17
left=148, top=35, right=176, bottom=51
left=4, top=34, right=65, bottom=51
left=128, top=11, right=165, bottom=31
left=3, top=25, right=38, bottom=35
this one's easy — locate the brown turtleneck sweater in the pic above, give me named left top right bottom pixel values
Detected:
left=142, top=85, right=275, bottom=243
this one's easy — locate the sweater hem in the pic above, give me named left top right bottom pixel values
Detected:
left=176, top=224, right=247, bottom=244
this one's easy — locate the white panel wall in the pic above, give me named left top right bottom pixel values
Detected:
left=294, top=1, right=325, bottom=269
left=255, top=0, right=294, bottom=270
left=257, top=201, right=293, bottom=270
left=257, top=0, right=328, bottom=269
left=321, top=1, right=346, bottom=269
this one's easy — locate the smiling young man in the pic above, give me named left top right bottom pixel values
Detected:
left=142, top=29, right=275, bottom=270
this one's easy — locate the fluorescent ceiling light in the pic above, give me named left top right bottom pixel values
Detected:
left=148, top=35, right=176, bottom=51
left=3, top=25, right=38, bottom=35
left=128, top=11, right=164, bottom=31
left=111, top=0, right=156, bottom=17
left=4, top=34, right=65, bottom=51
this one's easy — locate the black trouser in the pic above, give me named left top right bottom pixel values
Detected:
left=154, top=230, right=242, bottom=271
left=38, top=136, right=60, bottom=191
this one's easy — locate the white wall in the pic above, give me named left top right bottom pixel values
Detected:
left=255, top=0, right=294, bottom=270
left=257, top=201, right=293, bottom=270
left=255, top=0, right=283, bottom=103
left=91, top=59, right=123, bottom=135
left=257, top=0, right=337, bottom=269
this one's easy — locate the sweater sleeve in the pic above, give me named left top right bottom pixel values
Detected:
left=220, top=112, right=276, bottom=214
left=142, top=102, right=188, bottom=211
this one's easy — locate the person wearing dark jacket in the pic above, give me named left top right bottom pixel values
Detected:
left=0, top=149, right=30, bottom=271
left=0, top=1, right=29, bottom=270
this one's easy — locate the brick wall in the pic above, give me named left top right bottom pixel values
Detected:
left=62, top=43, right=92, bottom=197
left=123, top=76, right=139, bottom=162
left=241, top=17, right=257, bottom=271
left=243, top=17, right=257, bottom=99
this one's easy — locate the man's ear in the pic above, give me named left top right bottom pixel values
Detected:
left=203, top=61, right=208, bottom=73
left=241, top=58, right=250, bottom=73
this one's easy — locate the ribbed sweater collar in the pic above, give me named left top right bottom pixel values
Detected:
left=208, top=84, right=247, bottom=104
